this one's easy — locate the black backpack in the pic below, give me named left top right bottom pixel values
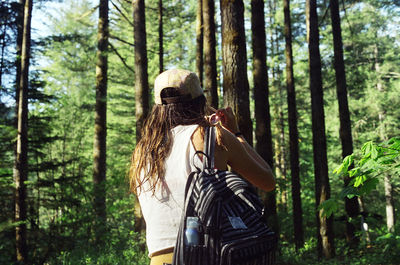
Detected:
left=172, top=126, right=277, bottom=265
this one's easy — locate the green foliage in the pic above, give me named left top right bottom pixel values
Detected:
left=336, top=138, right=400, bottom=197
left=46, top=193, right=148, bottom=265
left=319, top=137, right=399, bottom=219
left=278, top=230, right=400, bottom=265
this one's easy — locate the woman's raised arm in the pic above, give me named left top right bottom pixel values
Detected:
left=215, top=107, right=275, bottom=191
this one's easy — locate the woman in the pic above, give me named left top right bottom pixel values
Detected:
left=129, top=69, right=275, bottom=265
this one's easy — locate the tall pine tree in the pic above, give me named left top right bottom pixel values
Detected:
left=306, top=0, right=334, bottom=258
left=220, top=0, right=252, bottom=143
left=93, top=0, right=109, bottom=244
left=330, top=0, right=360, bottom=245
left=284, top=0, right=304, bottom=250
left=203, top=0, right=218, bottom=108
left=133, top=0, right=149, bottom=234
left=196, top=0, right=203, bottom=86
left=14, top=0, right=32, bottom=261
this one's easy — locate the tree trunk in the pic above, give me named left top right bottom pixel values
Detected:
left=158, top=0, right=163, bottom=73
left=277, top=78, right=287, bottom=210
left=374, top=44, right=395, bottom=232
left=283, top=0, right=304, bottom=250
left=219, top=0, right=252, bottom=144
left=203, top=0, right=218, bottom=108
left=93, top=0, right=108, bottom=244
left=0, top=2, right=10, bottom=87
left=133, top=0, right=149, bottom=234
left=14, top=0, right=25, bottom=121
left=133, top=0, right=150, bottom=141
left=306, top=0, right=335, bottom=258
left=357, top=197, right=371, bottom=243
left=330, top=0, right=360, bottom=245
left=196, top=0, right=203, bottom=86
left=251, top=0, right=273, bottom=174
left=14, top=0, right=32, bottom=262
left=384, top=175, right=395, bottom=232
left=250, top=0, right=277, bottom=234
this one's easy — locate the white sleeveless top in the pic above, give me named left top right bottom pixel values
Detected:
left=137, top=124, right=202, bottom=256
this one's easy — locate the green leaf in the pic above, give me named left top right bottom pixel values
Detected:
left=360, top=158, right=378, bottom=171
left=333, top=163, right=345, bottom=175
left=371, top=144, right=379, bottom=159
left=377, top=233, right=394, bottom=241
left=361, top=141, right=373, bottom=156
left=354, top=174, right=367, bottom=187
left=334, top=154, right=354, bottom=175
left=349, top=167, right=360, bottom=177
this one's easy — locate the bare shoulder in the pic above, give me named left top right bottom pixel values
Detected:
left=191, top=125, right=228, bottom=151
left=191, top=126, right=204, bottom=152
left=191, top=125, right=228, bottom=170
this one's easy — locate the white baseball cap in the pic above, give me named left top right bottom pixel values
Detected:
left=154, top=69, right=203, bottom=105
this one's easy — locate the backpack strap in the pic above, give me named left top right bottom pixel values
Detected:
left=173, top=126, right=217, bottom=265
left=203, top=126, right=216, bottom=170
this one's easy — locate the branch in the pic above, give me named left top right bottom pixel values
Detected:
left=110, top=34, right=134, bottom=47
left=318, top=3, right=330, bottom=27
left=385, top=72, right=400, bottom=78
left=77, top=4, right=99, bottom=21
left=110, top=0, right=133, bottom=27
left=109, top=42, right=134, bottom=73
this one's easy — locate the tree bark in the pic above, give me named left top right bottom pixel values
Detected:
left=133, top=0, right=149, bottom=234
left=93, top=0, right=109, bottom=244
left=250, top=0, right=277, bottom=233
left=14, top=0, right=31, bottom=262
left=283, top=0, right=304, bottom=250
left=0, top=1, right=11, bottom=88
left=133, top=0, right=150, bottom=141
left=330, top=0, right=360, bottom=245
left=14, top=0, right=24, bottom=131
left=306, top=0, right=335, bottom=258
left=384, top=175, right=395, bottom=232
left=203, top=0, right=218, bottom=108
left=158, top=0, right=163, bottom=73
left=251, top=0, right=272, bottom=172
left=374, top=44, right=395, bottom=232
left=196, top=0, right=203, bottom=86
left=219, top=0, right=252, bottom=144
left=357, top=197, right=371, bottom=242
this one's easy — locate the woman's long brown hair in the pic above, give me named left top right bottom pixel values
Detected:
left=129, top=88, right=209, bottom=195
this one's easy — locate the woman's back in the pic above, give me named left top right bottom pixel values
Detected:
left=138, top=124, right=201, bottom=256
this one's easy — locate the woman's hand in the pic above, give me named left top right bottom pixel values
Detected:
left=215, top=107, right=240, bottom=134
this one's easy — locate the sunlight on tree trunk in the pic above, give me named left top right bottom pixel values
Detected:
left=219, top=0, right=252, bottom=144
